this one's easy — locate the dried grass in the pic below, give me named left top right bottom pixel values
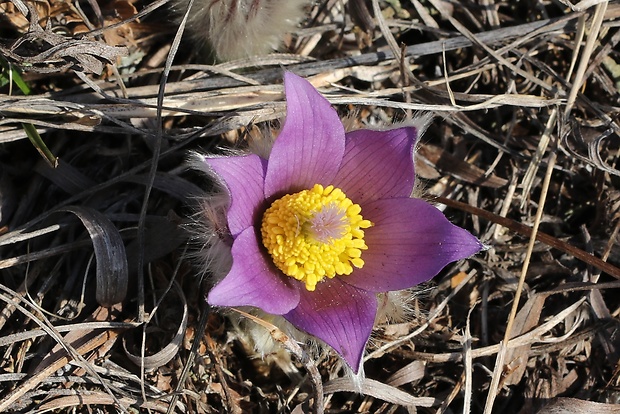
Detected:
left=1, top=0, right=620, bottom=413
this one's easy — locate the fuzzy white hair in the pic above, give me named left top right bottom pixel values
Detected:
left=173, top=0, right=309, bottom=61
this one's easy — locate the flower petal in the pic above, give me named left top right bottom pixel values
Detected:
left=333, top=127, right=417, bottom=203
left=264, top=72, right=345, bottom=198
left=284, top=278, right=377, bottom=373
left=204, top=154, right=266, bottom=237
left=207, top=227, right=300, bottom=314
left=347, top=198, right=483, bottom=292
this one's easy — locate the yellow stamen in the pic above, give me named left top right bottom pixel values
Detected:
left=261, top=184, right=372, bottom=291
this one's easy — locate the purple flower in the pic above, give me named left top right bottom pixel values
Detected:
left=201, top=72, right=482, bottom=373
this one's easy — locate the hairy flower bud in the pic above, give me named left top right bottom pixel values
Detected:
left=173, top=0, right=309, bottom=61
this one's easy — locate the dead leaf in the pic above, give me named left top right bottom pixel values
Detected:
left=387, top=360, right=426, bottom=387
left=123, top=281, right=188, bottom=370
left=59, top=206, right=128, bottom=306
left=323, top=377, right=435, bottom=407
left=503, top=294, right=546, bottom=386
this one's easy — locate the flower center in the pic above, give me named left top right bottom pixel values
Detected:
left=261, top=184, right=372, bottom=291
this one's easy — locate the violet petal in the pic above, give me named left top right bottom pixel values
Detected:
left=347, top=198, right=483, bottom=292
left=333, top=127, right=417, bottom=203
left=207, top=227, right=300, bottom=314
left=264, top=72, right=345, bottom=198
left=205, top=154, right=265, bottom=237
left=284, top=278, right=377, bottom=372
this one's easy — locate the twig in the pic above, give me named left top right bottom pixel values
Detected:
left=435, top=197, right=620, bottom=280
left=483, top=147, right=557, bottom=414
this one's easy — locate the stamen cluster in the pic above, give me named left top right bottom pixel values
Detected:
left=261, top=184, right=372, bottom=291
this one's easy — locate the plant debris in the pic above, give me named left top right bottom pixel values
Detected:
left=1, top=0, right=620, bottom=413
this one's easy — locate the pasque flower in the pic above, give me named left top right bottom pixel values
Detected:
left=200, top=72, right=483, bottom=372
